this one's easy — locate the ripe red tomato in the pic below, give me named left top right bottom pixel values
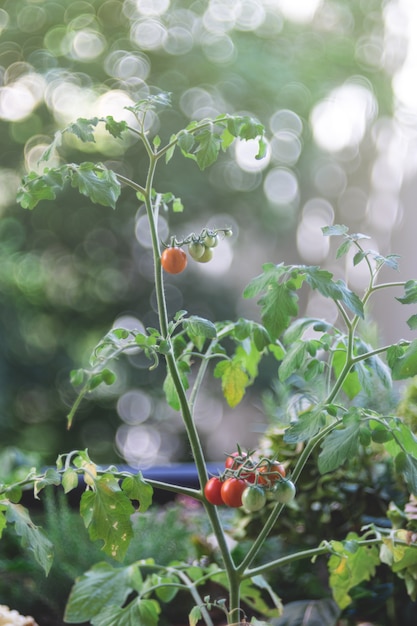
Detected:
left=161, top=247, right=187, bottom=274
left=225, top=452, right=246, bottom=470
left=220, top=478, right=246, bottom=508
left=204, top=477, right=224, bottom=506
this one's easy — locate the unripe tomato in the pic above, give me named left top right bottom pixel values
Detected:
left=203, top=233, right=218, bottom=248
left=241, top=485, right=266, bottom=512
left=271, top=479, right=296, bottom=504
left=195, top=247, right=213, bottom=263
left=220, top=478, right=246, bottom=508
left=161, top=247, right=187, bottom=274
left=188, top=241, right=205, bottom=260
left=204, top=477, right=224, bottom=506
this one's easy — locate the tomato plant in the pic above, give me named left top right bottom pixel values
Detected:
left=9, top=95, right=417, bottom=626
left=161, top=246, right=187, bottom=274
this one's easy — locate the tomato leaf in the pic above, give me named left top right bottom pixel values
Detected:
left=184, top=316, right=217, bottom=339
left=189, top=606, right=203, bottom=626
left=80, top=473, right=135, bottom=561
left=396, top=280, right=417, bottom=304
left=91, top=597, right=160, bottom=626
left=66, top=117, right=99, bottom=142
left=332, top=343, right=361, bottom=400
left=5, top=502, right=53, bottom=575
left=327, top=535, right=380, bottom=609
left=69, top=162, right=121, bottom=208
left=64, top=562, right=137, bottom=623
left=104, top=116, right=129, bottom=139
left=214, top=359, right=249, bottom=407
left=194, top=130, right=221, bottom=170
left=390, top=339, right=417, bottom=380
left=284, top=408, right=327, bottom=444
left=163, top=361, right=190, bottom=410
left=278, top=342, right=308, bottom=382
left=318, top=413, right=361, bottom=474
left=302, top=266, right=364, bottom=319
left=121, top=473, right=153, bottom=512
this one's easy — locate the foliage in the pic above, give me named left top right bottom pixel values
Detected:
left=2, top=97, right=417, bottom=625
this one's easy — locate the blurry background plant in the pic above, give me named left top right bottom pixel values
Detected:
left=0, top=0, right=416, bottom=468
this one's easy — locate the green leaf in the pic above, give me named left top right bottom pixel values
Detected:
left=214, top=359, right=249, bottom=407
left=322, top=224, right=349, bottom=237
left=284, top=408, right=327, bottom=444
left=328, top=535, right=380, bottom=609
left=335, top=239, right=352, bottom=259
left=318, top=413, right=361, bottom=474
left=6, top=502, right=53, bottom=575
left=189, top=605, right=202, bottom=626
left=17, top=168, right=66, bottom=209
left=80, top=474, right=135, bottom=561
left=163, top=361, right=190, bottom=411
left=64, top=562, right=136, bottom=623
left=104, top=116, right=129, bottom=139
left=91, top=598, right=160, bottom=626
left=33, top=467, right=61, bottom=499
left=396, top=280, right=417, bottom=304
left=66, top=117, right=99, bottom=142
left=70, top=163, right=121, bottom=208
left=283, top=317, right=332, bottom=345
left=390, top=339, right=417, bottom=380
left=406, top=315, right=417, bottom=330
left=278, top=342, right=308, bottom=382
left=62, top=468, right=79, bottom=494
left=194, top=130, right=221, bottom=170
left=332, top=343, right=361, bottom=400
left=177, top=130, right=195, bottom=154
left=121, top=473, right=153, bottom=512
left=303, top=266, right=364, bottom=318
left=184, top=316, right=217, bottom=339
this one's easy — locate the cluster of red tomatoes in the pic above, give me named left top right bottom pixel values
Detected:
left=204, top=451, right=296, bottom=512
left=160, top=228, right=232, bottom=275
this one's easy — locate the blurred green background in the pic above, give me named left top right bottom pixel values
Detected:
left=0, top=0, right=414, bottom=467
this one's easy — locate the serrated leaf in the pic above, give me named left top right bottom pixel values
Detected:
left=64, top=562, right=136, bottom=623
left=17, top=168, right=67, bottom=209
left=70, top=163, right=121, bottom=208
left=121, top=473, right=153, bottom=512
left=104, top=116, right=129, bottom=139
left=80, top=474, right=134, bottom=561
left=34, top=468, right=61, bottom=499
left=318, top=413, right=361, bottom=474
left=390, top=339, right=417, bottom=380
left=91, top=598, right=160, bottom=626
left=6, top=502, right=53, bottom=575
left=322, top=224, right=349, bottom=237
left=177, top=130, right=195, bottom=154
left=397, top=280, right=417, bottom=304
left=213, top=359, right=249, bottom=407
left=284, top=409, right=327, bottom=444
left=194, top=130, right=221, bottom=170
left=278, top=342, right=308, bottom=382
left=328, top=535, right=379, bottom=609
left=184, top=316, right=217, bottom=339
left=303, top=266, right=364, bottom=318
left=66, top=117, right=99, bottom=142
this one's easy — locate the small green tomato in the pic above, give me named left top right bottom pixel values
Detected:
left=203, top=233, right=218, bottom=248
left=271, top=479, right=296, bottom=504
left=195, top=247, right=213, bottom=263
left=241, top=485, right=266, bottom=512
left=188, top=241, right=205, bottom=260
